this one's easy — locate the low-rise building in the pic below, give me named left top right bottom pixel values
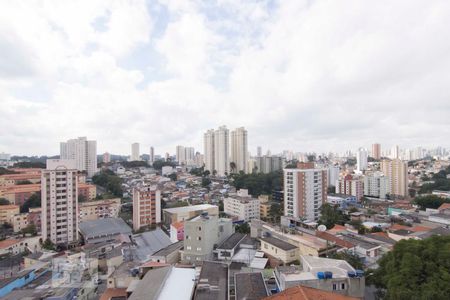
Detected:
left=0, top=205, right=19, bottom=224
left=260, top=236, right=299, bottom=264
left=181, top=213, right=233, bottom=264
left=147, top=240, right=183, bottom=264
left=79, top=218, right=132, bottom=245
left=12, top=213, right=28, bottom=233
left=193, top=261, right=229, bottom=300
left=79, top=198, right=121, bottom=222
left=274, top=256, right=365, bottom=298
left=169, top=221, right=184, bottom=243
left=0, top=239, right=26, bottom=255
left=162, top=204, right=219, bottom=227
left=235, top=272, right=269, bottom=300
left=224, top=189, right=260, bottom=222
left=215, top=232, right=247, bottom=261
left=78, top=183, right=97, bottom=201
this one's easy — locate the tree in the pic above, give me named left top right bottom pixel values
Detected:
left=152, top=160, right=176, bottom=170
left=13, top=162, right=46, bottom=168
left=414, top=195, right=450, bottom=210
left=269, top=203, right=283, bottom=222
left=331, top=250, right=364, bottom=270
left=0, top=198, right=10, bottom=205
left=21, top=224, right=37, bottom=236
left=230, top=162, right=237, bottom=173
left=230, top=171, right=282, bottom=197
left=319, top=203, right=348, bottom=229
left=201, top=177, right=211, bottom=187
left=78, top=194, right=87, bottom=203
left=371, top=226, right=383, bottom=233
left=0, top=167, right=17, bottom=175
left=92, top=170, right=123, bottom=197
left=372, top=236, right=450, bottom=300
left=42, top=238, right=56, bottom=251
left=21, top=192, right=41, bottom=213
left=235, top=222, right=250, bottom=234
left=16, top=180, right=33, bottom=185
left=168, top=173, right=177, bottom=181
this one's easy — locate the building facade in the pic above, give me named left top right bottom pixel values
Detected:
left=60, top=137, right=97, bottom=178
left=356, top=148, right=368, bottom=173
left=284, top=162, right=327, bottom=221
left=41, top=159, right=79, bottom=245
left=224, top=189, right=260, bottom=221
left=230, top=127, right=248, bottom=173
left=372, top=143, right=381, bottom=160
left=336, top=174, right=364, bottom=201
left=203, top=129, right=215, bottom=173
left=131, top=143, right=140, bottom=161
left=364, top=172, right=390, bottom=199
left=214, top=126, right=229, bottom=176
left=132, top=185, right=161, bottom=231
left=79, top=198, right=121, bottom=222
left=381, top=159, right=408, bottom=198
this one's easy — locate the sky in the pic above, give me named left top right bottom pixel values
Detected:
left=1, top=0, right=450, bottom=156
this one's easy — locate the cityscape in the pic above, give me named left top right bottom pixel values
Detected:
left=1, top=1, right=450, bottom=300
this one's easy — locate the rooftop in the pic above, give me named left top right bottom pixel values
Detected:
left=340, top=234, right=380, bottom=250
left=79, top=218, right=132, bottom=239
left=163, top=204, right=218, bottom=214
left=194, top=261, right=229, bottom=300
left=264, top=285, right=360, bottom=300
left=130, top=228, right=172, bottom=261
left=0, top=239, right=21, bottom=249
left=217, top=233, right=246, bottom=250
left=100, top=288, right=127, bottom=300
left=150, top=240, right=183, bottom=257
left=235, top=272, right=268, bottom=300
left=260, top=236, right=297, bottom=251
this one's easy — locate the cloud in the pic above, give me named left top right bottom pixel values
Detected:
left=1, top=0, right=450, bottom=156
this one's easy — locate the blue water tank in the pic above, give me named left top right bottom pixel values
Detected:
left=348, top=271, right=356, bottom=278
left=324, top=271, right=333, bottom=279
left=356, top=270, right=364, bottom=277
left=317, top=272, right=325, bottom=279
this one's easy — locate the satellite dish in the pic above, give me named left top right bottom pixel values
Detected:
left=318, top=225, right=327, bottom=232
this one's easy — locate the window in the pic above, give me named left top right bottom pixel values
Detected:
left=198, top=226, right=202, bottom=231
left=197, top=247, right=202, bottom=251
left=186, top=246, right=191, bottom=250
left=198, top=237, right=202, bottom=241
left=341, top=283, right=345, bottom=290
left=333, top=284, right=337, bottom=290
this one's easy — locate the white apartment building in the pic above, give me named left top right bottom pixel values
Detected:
left=60, top=137, right=97, bottom=178
left=41, top=159, right=79, bottom=245
left=223, top=189, right=260, bottom=222
left=131, top=142, right=140, bottom=161
left=364, top=172, right=390, bottom=199
left=327, top=166, right=340, bottom=187
left=356, top=148, right=368, bottom=173
left=204, top=129, right=215, bottom=172
left=176, top=145, right=186, bottom=164
left=284, top=162, right=327, bottom=221
left=230, top=127, right=248, bottom=173
left=214, top=126, right=229, bottom=176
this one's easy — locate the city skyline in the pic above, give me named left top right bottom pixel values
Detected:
left=1, top=1, right=450, bottom=155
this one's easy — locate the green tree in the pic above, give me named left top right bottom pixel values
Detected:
left=318, top=203, right=348, bottom=229
left=152, top=160, right=176, bottom=170
left=168, top=173, right=177, bottom=181
left=21, top=224, right=37, bottom=236
left=327, top=185, right=336, bottom=194
left=0, top=198, right=10, bottom=205
left=78, top=194, right=87, bottom=203
left=269, top=203, right=283, bottom=222
left=235, top=222, right=250, bottom=234
left=21, top=192, right=41, bottom=213
left=42, top=238, right=56, bottom=250
left=414, top=195, right=450, bottom=210
left=92, top=170, right=123, bottom=197
left=13, top=162, right=46, bottom=168
left=16, top=180, right=33, bottom=185
left=201, top=177, right=211, bottom=187
left=372, top=236, right=450, bottom=300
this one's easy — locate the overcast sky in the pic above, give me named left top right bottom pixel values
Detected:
left=1, top=0, right=450, bottom=156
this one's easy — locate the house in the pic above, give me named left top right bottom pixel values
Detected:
left=193, top=261, right=229, bottom=300
left=170, top=221, right=184, bottom=243
left=215, top=232, right=247, bottom=261
left=260, top=236, right=299, bottom=265
left=147, top=240, right=183, bottom=264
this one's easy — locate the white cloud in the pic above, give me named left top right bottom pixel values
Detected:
left=1, top=0, right=450, bottom=156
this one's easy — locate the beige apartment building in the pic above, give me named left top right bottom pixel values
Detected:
left=132, top=185, right=161, bottom=231
left=79, top=198, right=121, bottom=222
left=381, top=159, right=408, bottom=198
left=0, top=205, right=19, bottom=224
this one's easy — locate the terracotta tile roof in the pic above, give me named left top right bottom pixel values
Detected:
left=263, top=285, right=360, bottom=300
left=0, top=239, right=21, bottom=249
left=100, top=288, right=127, bottom=300
left=438, top=203, right=450, bottom=211
left=316, top=231, right=355, bottom=249
left=171, top=221, right=184, bottom=230
left=389, top=224, right=431, bottom=233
